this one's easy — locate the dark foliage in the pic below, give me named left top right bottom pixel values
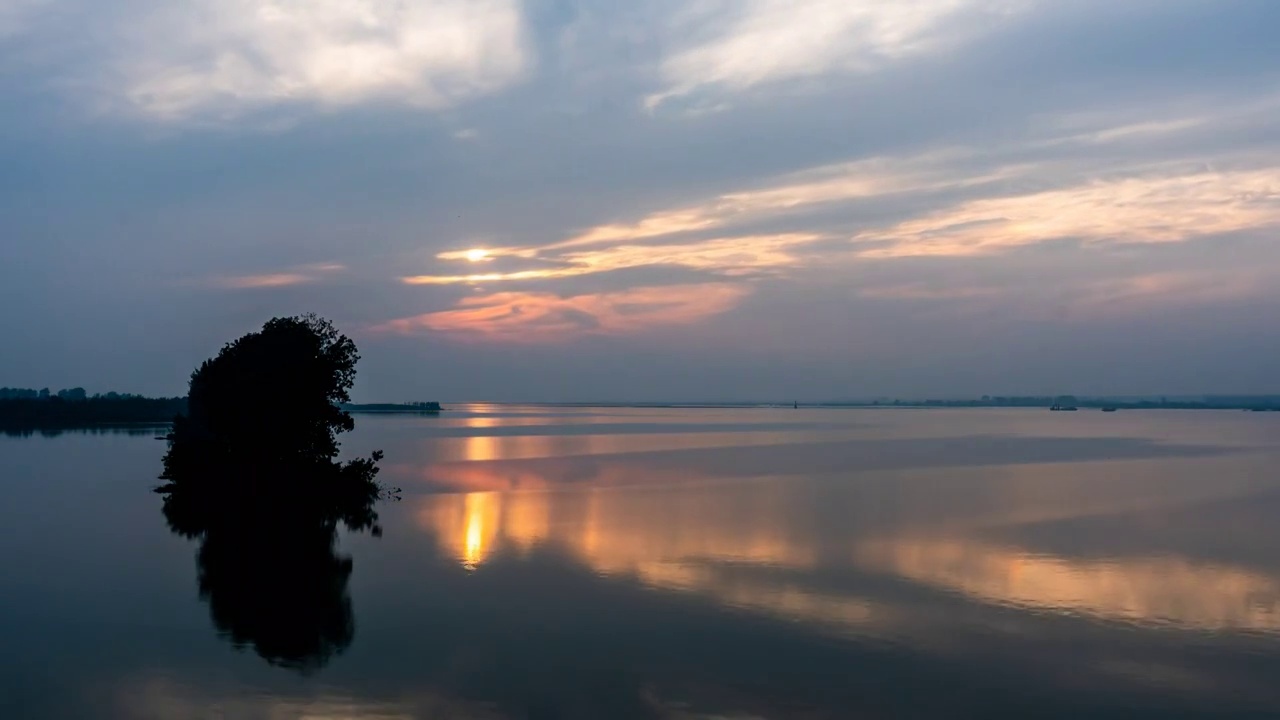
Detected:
left=156, top=314, right=388, bottom=672
left=159, top=313, right=379, bottom=489
left=0, top=396, right=187, bottom=431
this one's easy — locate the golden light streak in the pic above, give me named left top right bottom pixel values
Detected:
left=405, top=234, right=821, bottom=285
left=460, top=492, right=502, bottom=569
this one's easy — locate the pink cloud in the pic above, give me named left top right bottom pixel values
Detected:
left=372, top=283, right=751, bottom=342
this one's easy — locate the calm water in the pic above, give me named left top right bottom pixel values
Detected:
left=4, top=406, right=1280, bottom=718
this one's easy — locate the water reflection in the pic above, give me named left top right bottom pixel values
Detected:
left=430, top=428, right=845, bottom=462
left=183, top=516, right=356, bottom=671
left=1, top=424, right=169, bottom=438
left=118, top=677, right=493, bottom=720
left=11, top=409, right=1280, bottom=718
left=160, top=463, right=380, bottom=672
left=855, top=537, right=1280, bottom=631
left=415, top=457, right=1280, bottom=638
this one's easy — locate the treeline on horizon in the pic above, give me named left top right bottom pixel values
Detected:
left=855, top=395, right=1280, bottom=410
left=4, top=386, right=1279, bottom=431
left=0, top=388, right=187, bottom=430
left=0, top=384, right=447, bottom=432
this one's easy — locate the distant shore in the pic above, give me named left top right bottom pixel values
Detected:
left=0, top=396, right=448, bottom=432
left=5, top=393, right=1279, bottom=434
left=0, top=396, right=186, bottom=432
left=492, top=397, right=1280, bottom=411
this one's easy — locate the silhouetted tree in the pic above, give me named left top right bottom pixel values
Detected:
left=156, top=314, right=388, bottom=672
left=160, top=313, right=380, bottom=494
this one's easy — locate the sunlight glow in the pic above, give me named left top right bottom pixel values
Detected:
left=461, top=492, right=499, bottom=570
left=464, top=248, right=491, bottom=262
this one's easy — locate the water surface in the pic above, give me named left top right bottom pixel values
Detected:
left=3, top=406, right=1280, bottom=718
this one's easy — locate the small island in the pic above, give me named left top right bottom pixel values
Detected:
left=154, top=314, right=393, bottom=672
left=340, top=401, right=443, bottom=414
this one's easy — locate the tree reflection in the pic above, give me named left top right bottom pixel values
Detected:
left=160, top=461, right=384, bottom=672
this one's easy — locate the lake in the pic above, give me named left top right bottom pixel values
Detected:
left=3, top=406, right=1280, bottom=719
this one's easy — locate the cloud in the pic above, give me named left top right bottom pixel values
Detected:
left=208, top=262, right=345, bottom=289
left=648, top=0, right=1027, bottom=108
left=405, top=150, right=1016, bottom=286
left=549, top=150, right=997, bottom=249
left=404, top=125, right=1280, bottom=289
left=856, top=166, right=1280, bottom=258
left=1044, top=117, right=1208, bottom=147
left=404, top=233, right=821, bottom=285
left=372, top=283, right=751, bottom=341
left=112, top=0, right=529, bottom=121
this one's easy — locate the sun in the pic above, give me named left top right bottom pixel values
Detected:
left=465, top=248, right=490, bottom=262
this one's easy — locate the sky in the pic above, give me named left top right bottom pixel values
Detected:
left=2, top=0, right=1278, bottom=402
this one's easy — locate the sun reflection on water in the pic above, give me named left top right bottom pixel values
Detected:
left=460, top=492, right=501, bottom=570
left=416, top=460, right=1280, bottom=635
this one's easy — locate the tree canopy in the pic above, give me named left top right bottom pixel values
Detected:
left=164, top=314, right=362, bottom=473
left=157, top=312, right=384, bottom=556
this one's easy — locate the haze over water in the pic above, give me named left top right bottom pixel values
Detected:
left=4, top=407, right=1280, bottom=718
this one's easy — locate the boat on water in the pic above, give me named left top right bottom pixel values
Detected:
left=1101, top=407, right=1118, bottom=412
left=1049, top=404, right=1078, bottom=411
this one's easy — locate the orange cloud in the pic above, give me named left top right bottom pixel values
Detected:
left=372, top=282, right=750, bottom=341
left=856, top=168, right=1280, bottom=258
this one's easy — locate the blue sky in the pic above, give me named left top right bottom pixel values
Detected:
left=2, top=0, right=1278, bottom=401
